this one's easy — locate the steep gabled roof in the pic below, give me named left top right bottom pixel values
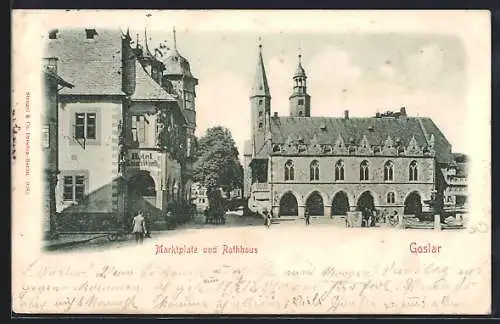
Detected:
left=131, top=60, right=177, bottom=101
left=45, top=29, right=125, bottom=96
left=269, top=116, right=454, bottom=163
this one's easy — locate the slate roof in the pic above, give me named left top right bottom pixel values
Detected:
left=268, top=116, right=454, bottom=164
left=131, top=60, right=177, bottom=101
left=46, top=29, right=125, bottom=96
left=44, top=69, right=74, bottom=88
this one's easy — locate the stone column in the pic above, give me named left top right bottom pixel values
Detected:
left=272, top=205, right=279, bottom=218
left=434, top=214, right=441, bottom=231
left=323, top=205, right=331, bottom=218
left=298, top=205, right=305, bottom=218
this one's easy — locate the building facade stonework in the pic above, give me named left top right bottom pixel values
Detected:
left=45, top=28, right=197, bottom=232
left=244, top=45, right=458, bottom=219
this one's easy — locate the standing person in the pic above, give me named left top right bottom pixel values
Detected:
left=305, top=208, right=310, bottom=225
left=132, top=210, right=146, bottom=244
left=263, top=208, right=270, bottom=228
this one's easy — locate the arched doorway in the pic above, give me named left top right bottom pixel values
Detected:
left=357, top=191, right=375, bottom=212
left=404, top=191, right=422, bottom=217
left=279, top=192, right=298, bottom=216
left=332, top=191, right=349, bottom=216
left=306, top=191, right=324, bottom=216
left=129, top=172, right=157, bottom=206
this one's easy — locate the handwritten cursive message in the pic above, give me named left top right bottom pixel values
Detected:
left=14, top=255, right=488, bottom=314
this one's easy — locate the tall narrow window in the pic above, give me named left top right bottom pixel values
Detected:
left=384, top=160, right=394, bottom=181
left=387, top=192, right=396, bottom=204
left=284, top=160, right=294, bottom=181
left=310, top=160, right=320, bottom=181
left=409, top=160, right=418, bottom=181
left=360, top=160, right=369, bottom=181
left=74, top=112, right=97, bottom=140
left=335, top=160, right=345, bottom=181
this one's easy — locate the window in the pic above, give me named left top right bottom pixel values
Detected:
left=131, top=115, right=147, bottom=144
left=298, top=111, right=303, bottom=117
left=85, top=29, right=98, bottom=39
left=258, top=122, right=263, bottom=129
left=259, top=99, right=263, bottom=106
left=284, top=160, right=294, bottom=181
left=335, top=160, right=345, bottom=181
left=409, top=160, right=418, bottom=181
left=298, top=99, right=304, bottom=105
left=258, top=111, right=263, bottom=117
left=387, top=192, right=396, bottom=204
left=384, top=160, right=394, bottom=181
left=360, top=160, right=369, bottom=181
left=310, top=160, right=320, bottom=181
left=63, top=174, right=86, bottom=202
left=74, top=112, right=96, bottom=140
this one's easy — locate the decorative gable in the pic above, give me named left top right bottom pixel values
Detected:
left=358, top=135, right=372, bottom=155
left=333, top=134, right=348, bottom=154
left=308, top=135, right=323, bottom=154
left=382, top=135, right=397, bottom=155
left=406, top=135, right=420, bottom=155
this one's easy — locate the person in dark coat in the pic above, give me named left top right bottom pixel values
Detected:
left=305, top=208, right=311, bottom=225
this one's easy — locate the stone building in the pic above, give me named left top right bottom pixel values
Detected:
left=442, top=153, right=468, bottom=211
left=42, top=57, right=73, bottom=237
left=243, top=45, right=458, bottom=219
left=45, top=28, right=197, bottom=232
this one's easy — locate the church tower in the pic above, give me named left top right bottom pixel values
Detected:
left=289, top=54, right=310, bottom=117
left=250, top=44, right=271, bottom=138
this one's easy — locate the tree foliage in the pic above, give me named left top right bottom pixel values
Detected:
left=192, top=126, right=243, bottom=196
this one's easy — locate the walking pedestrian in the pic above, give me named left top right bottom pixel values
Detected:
left=305, top=208, right=310, bottom=225
left=132, top=210, right=146, bottom=244
left=263, top=208, right=271, bottom=228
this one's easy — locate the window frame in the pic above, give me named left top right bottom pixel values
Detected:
left=335, top=160, right=345, bottom=181
left=70, top=108, right=101, bottom=146
left=360, top=160, right=369, bottom=181
left=386, top=192, right=396, bottom=204
left=384, top=160, right=394, bottom=182
left=60, top=170, right=89, bottom=203
left=409, top=160, right=418, bottom=181
left=310, top=160, right=320, bottom=181
left=284, top=160, right=294, bottom=181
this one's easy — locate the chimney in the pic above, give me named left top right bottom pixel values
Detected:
left=400, top=107, right=407, bottom=117
left=344, top=110, right=349, bottom=119
left=43, top=57, right=58, bottom=74
left=273, top=112, right=278, bottom=117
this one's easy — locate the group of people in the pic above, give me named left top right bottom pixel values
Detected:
left=361, top=207, right=377, bottom=227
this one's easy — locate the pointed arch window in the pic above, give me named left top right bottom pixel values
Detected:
left=285, top=160, right=294, bottom=181
left=384, top=160, right=394, bottom=181
left=360, top=160, right=369, bottom=181
left=409, top=160, right=418, bottom=181
left=387, top=192, right=396, bottom=204
left=310, top=160, right=320, bottom=181
left=335, top=160, right=345, bottom=181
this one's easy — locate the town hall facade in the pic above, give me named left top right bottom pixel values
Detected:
left=243, top=44, right=459, bottom=219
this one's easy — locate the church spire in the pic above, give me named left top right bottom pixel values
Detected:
left=251, top=43, right=271, bottom=98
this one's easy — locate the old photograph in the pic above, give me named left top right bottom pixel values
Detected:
left=12, top=10, right=490, bottom=315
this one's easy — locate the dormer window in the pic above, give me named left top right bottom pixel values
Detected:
left=85, top=29, right=98, bottom=39
left=49, top=29, right=58, bottom=39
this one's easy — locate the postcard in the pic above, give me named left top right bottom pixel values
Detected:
left=11, top=10, right=491, bottom=315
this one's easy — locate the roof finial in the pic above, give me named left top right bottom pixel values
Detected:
left=173, top=26, right=177, bottom=49
left=258, top=36, right=262, bottom=51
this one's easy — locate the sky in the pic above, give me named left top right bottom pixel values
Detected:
left=141, top=29, right=467, bottom=162
left=24, top=10, right=483, bottom=163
